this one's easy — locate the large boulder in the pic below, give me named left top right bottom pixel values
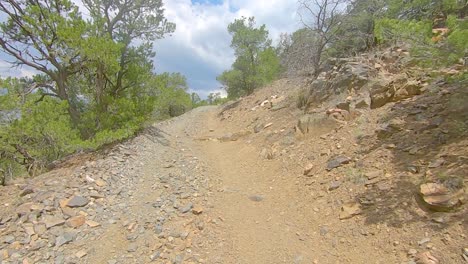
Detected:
left=369, top=79, right=395, bottom=109
left=419, top=182, right=465, bottom=212
left=297, top=113, right=340, bottom=135
left=370, top=75, right=422, bottom=109
left=307, top=62, right=374, bottom=106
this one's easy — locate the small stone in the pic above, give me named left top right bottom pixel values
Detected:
left=408, top=249, right=418, bottom=256
left=264, top=123, right=273, bottom=129
left=75, top=250, right=87, bottom=258
left=179, top=203, right=193, bottom=214
left=150, top=251, right=161, bottom=261
left=365, top=170, right=383, bottom=180
left=249, top=195, right=264, bottom=202
left=43, top=216, right=65, bottom=229
left=462, top=248, right=468, bottom=261
left=326, top=156, right=351, bottom=171
left=20, top=186, right=35, bottom=197
left=85, top=220, right=101, bottom=228
left=339, top=202, right=362, bottom=220
left=328, top=181, right=342, bottom=191
left=34, top=224, right=47, bottom=235
left=66, top=196, right=89, bottom=208
left=319, top=226, right=328, bottom=236
left=127, top=243, right=138, bottom=252
left=61, top=207, right=76, bottom=218
left=55, top=232, right=75, bottom=247
left=16, top=202, right=33, bottom=216
left=418, top=238, right=431, bottom=246
left=66, top=215, right=86, bottom=228
left=3, top=235, right=15, bottom=244
left=174, top=254, right=185, bottom=264
left=95, top=179, right=107, bottom=187
left=192, top=206, right=203, bottom=215
left=428, top=159, right=445, bottom=168
left=303, top=164, right=314, bottom=176
left=415, top=251, right=439, bottom=264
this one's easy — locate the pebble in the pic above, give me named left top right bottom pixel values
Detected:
left=249, top=195, right=264, bottom=202
left=127, top=243, right=138, bottom=252
left=418, top=238, right=431, bottom=246
left=66, top=196, right=89, bottom=208
left=179, top=203, right=193, bottom=214
left=55, top=232, right=75, bottom=247
left=328, top=181, right=342, bottom=191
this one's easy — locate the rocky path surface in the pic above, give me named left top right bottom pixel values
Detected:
left=0, top=106, right=230, bottom=264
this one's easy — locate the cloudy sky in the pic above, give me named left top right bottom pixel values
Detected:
left=0, top=0, right=302, bottom=98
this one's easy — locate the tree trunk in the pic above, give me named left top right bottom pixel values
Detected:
left=55, top=72, right=81, bottom=129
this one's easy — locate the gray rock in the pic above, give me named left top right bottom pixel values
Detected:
left=155, top=223, right=163, bottom=234
left=328, top=181, right=342, bottom=191
left=336, top=102, right=350, bottom=112
left=150, top=251, right=161, bottom=261
left=66, top=196, right=89, bottom=208
left=3, top=235, right=15, bottom=244
left=127, top=243, right=138, bottom=252
left=249, top=195, right=264, bottom=202
left=326, top=156, right=351, bottom=171
left=320, top=226, right=329, bottom=236
left=179, top=203, right=193, bottom=214
left=43, top=217, right=66, bottom=229
left=174, top=253, right=185, bottom=264
left=55, top=232, right=75, bottom=247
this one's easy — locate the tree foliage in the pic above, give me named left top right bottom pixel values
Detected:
left=0, top=0, right=194, bottom=183
left=218, top=17, right=281, bottom=98
left=278, top=0, right=467, bottom=75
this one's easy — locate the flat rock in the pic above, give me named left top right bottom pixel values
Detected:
left=66, top=215, right=86, bottom=228
left=95, top=179, right=107, bottom=187
left=303, top=164, right=314, bottom=176
left=249, top=195, right=264, bottom=202
left=326, top=156, right=351, bottom=171
left=3, top=235, right=15, bottom=244
left=34, top=224, right=47, bottom=235
left=339, top=202, right=362, bottom=220
left=419, top=183, right=464, bottom=211
left=328, top=181, right=342, bottom=191
left=365, top=170, right=383, bottom=180
left=85, top=220, right=101, bottom=228
left=415, top=251, right=439, bottom=264
left=179, top=203, right=193, bottom=214
left=43, top=216, right=65, bottom=229
left=66, top=196, right=89, bottom=208
left=16, top=202, right=33, bottom=216
left=55, top=232, right=75, bottom=247
left=192, top=206, right=203, bottom=215
left=75, top=250, right=88, bottom=258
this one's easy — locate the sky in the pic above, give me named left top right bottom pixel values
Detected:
left=0, top=0, right=302, bottom=98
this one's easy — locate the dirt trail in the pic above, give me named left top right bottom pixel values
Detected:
left=188, top=110, right=317, bottom=263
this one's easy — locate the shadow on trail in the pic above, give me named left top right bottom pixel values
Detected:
left=355, top=81, right=468, bottom=230
left=142, top=126, right=171, bottom=146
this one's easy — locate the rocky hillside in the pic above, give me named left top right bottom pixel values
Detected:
left=210, top=46, right=467, bottom=263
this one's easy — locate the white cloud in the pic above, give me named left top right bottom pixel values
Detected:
left=155, top=0, right=302, bottom=97
left=0, top=0, right=302, bottom=97
left=0, top=60, right=38, bottom=78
